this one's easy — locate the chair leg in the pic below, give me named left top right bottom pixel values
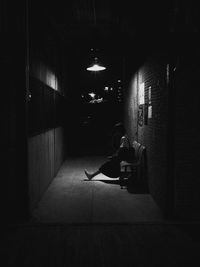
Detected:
left=119, top=172, right=126, bottom=189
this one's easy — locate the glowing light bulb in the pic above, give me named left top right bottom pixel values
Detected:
left=87, top=64, right=106, bottom=71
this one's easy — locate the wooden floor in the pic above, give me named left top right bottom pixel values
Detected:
left=5, top=222, right=200, bottom=267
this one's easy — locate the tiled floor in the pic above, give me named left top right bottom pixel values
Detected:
left=32, top=156, right=163, bottom=223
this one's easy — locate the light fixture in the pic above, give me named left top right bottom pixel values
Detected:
left=87, top=0, right=106, bottom=72
left=86, top=57, right=106, bottom=72
left=86, top=0, right=106, bottom=72
left=88, top=92, right=96, bottom=98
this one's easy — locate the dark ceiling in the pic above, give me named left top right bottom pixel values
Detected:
left=30, top=0, right=179, bottom=97
left=38, top=0, right=173, bottom=49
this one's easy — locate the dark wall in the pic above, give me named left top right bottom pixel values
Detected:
left=1, top=0, right=29, bottom=222
left=124, top=36, right=200, bottom=220
left=27, top=2, right=68, bottom=212
left=1, top=0, right=69, bottom=220
left=124, top=51, right=171, bottom=217
left=28, top=74, right=66, bottom=211
left=173, top=38, right=200, bottom=220
left=28, top=76, right=66, bottom=135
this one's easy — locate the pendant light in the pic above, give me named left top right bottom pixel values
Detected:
left=86, top=57, right=106, bottom=71
left=86, top=0, right=106, bottom=72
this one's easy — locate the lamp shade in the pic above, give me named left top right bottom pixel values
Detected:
left=86, top=57, right=106, bottom=71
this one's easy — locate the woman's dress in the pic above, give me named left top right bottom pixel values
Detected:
left=99, top=135, right=134, bottom=178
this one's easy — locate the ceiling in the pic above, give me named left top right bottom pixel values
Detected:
left=30, top=0, right=176, bottom=98
left=39, top=0, right=173, bottom=48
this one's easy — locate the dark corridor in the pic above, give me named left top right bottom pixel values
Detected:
left=3, top=0, right=200, bottom=266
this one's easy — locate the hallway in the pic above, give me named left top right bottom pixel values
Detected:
left=3, top=1, right=200, bottom=266
left=32, top=156, right=163, bottom=223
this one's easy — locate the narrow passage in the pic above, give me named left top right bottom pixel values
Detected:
left=32, top=156, right=163, bottom=223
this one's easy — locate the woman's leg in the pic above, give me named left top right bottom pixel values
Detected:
left=84, top=169, right=101, bottom=180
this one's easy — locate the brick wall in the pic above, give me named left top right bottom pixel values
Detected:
left=124, top=52, right=171, bottom=216
left=125, top=41, right=200, bottom=220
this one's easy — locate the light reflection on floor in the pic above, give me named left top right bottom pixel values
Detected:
left=32, top=156, right=163, bottom=223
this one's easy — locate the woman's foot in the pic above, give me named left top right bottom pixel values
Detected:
left=84, top=170, right=93, bottom=180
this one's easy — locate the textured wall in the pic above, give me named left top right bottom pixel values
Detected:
left=124, top=72, right=138, bottom=142
left=27, top=12, right=67, bottom=211
left=26, top=0, right=68, bottom=213
left=28, top=127, right=65, bottom=211
left=124, top=52, right=170, bottom=216
left=125, top=45, right=200, bottom=220
left=28, top=61, right=66, bottom=212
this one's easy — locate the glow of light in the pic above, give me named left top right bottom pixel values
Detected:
left=138, top=82, right=145, bottom=104
left=35, top=62, right=58, bottom=91
left=110, top=87, right=113, bottom=91
left=148, top=105, right=152, bottom=118
left=166, top=64, right=170, bottom=85
left=89, top=92, right=95, bottom=98
left=90, top=97, right=104, bottom=104
left=104, top=86, right=109, bottom=91
left=46, top=70, right=57, bottom=90
left=87, top=64, right=106, bottom=71
left=148, top=86, right=151, bottom=104
left=118, top=79, right=121, bottom=82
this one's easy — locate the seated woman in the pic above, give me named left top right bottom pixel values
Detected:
left=84, top=125, right=135, bottom=180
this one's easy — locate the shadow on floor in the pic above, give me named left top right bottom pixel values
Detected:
left=126, top=178, right=149, bottom=194
left=84, top=177, right=149, bottom=194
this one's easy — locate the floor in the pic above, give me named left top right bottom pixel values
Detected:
left=5, top=156, right=200, bottom=266
left=32, top=156, right=163, bottom=223
left=5, top=222, right=200, bottom=267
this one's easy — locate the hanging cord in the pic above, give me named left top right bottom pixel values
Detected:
left=92, top=0, right=97, bottom=26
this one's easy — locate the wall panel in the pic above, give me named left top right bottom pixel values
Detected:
left=28, top=127, right=64, bottom=211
